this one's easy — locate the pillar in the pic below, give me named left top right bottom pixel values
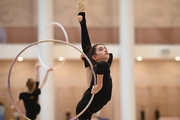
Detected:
left=119, top=0, right=136, bottom=120
left=37, top=0, right=55, bottom=120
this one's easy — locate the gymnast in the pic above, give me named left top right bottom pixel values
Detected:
left=76, top=1, right=113, bottom=120
left=11, top=63, right=53, bottom=120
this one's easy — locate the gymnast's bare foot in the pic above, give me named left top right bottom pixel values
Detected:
left=77, top=0, right=85, bottom=22
left=77, top=0, right=85, bottom=12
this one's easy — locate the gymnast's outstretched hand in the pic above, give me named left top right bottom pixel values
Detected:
left=91, top=74, right=103, bottom=94
left=91, top=85, right=102, bottom=94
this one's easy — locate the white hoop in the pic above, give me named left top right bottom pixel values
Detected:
left=8, top=39, right=96, bottom=120
left=38, top=22, right=69, bottom=70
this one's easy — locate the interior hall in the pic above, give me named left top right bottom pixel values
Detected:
left=0, top=0, right=180, bottom=120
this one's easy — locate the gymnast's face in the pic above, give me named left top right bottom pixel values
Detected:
left=92, top=44, right=109, bottom=62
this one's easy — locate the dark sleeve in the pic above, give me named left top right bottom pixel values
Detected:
left=96, top=61, right=109, bottom=74
left=19, top=93, right=23, bottom=100
left=108, top=53, right=113, bottom=67
left=34, top=88, right=41, bottom=95
left=35, top=82, right=39, bottom=88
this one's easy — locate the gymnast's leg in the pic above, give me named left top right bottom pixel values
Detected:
left=77, top=1, right=92, bottom=68
left=77, top=1, right=92, bottom=55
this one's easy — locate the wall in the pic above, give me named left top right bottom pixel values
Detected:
left=0, top=0, right=180, bottom=44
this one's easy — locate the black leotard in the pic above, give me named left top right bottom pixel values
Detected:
left=76, top=12, right=113, bottom=120
left=19, top=82, right=41, bottom=120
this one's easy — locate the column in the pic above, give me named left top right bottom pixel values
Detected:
left=119, top=0, right=136, bottom=120
left=37, top=0, right=55, bottom=120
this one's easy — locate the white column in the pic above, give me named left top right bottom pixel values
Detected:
left=119, top=0, right=136, bottom=120
left=37, top=0, right=55, bottom=120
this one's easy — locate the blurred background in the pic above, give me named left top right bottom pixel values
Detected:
left=0, top=0, right=180, bottom=120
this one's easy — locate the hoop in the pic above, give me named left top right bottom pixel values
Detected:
left=38, top=22, right=69, bottom=70
left=8, top=39, right=96, bottom=120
